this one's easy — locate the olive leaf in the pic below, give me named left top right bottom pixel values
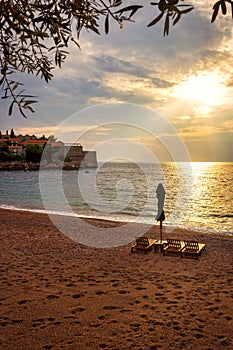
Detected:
left=1, top=0, right=230, bottom=118
left=147, top=12, right=164, bottom=27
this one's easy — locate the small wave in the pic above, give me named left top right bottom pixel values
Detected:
left=175, top=222, right=233, bottom=237
left=0, top=204, right=139, bottom=224
left=0, top=204, right=80, bottom=218
left=211, top=213, right=233, bottom=218
left=1, top=205, right=232, bottom=236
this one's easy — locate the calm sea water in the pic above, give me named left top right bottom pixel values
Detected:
left=0, top=162, right=232, bottom=235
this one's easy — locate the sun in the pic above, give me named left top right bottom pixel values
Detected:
left=173, top=71, right=227, bottom=113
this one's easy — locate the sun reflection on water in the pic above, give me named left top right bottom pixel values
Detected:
left=186, top=162, right=233, bottom=233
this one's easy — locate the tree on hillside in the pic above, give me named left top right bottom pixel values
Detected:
left=25, top=144, right=43, bottom=162
left=10, top=128, right=15, bottom=138
left=48, top=135, right=57, bottom=142
left=0, top=0, right=232, bottom=118
left=0, top=142, right=9, bottom=153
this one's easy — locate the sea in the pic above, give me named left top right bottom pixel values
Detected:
left=0, top=162, right=232, bottom=236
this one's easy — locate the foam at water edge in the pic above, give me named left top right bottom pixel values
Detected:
left=1, top=204, right=232, bottom=236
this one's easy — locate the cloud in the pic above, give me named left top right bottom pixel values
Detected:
left=1, top=2, right=233, bottom=161
left=226, top=75, right=233, bottom=86
left=94, top=54, right=174, bottom=86
left=93, top=55, right=154, bottom=77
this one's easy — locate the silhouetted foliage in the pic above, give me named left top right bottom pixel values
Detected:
left=0, top=150, right=24, bottom=161
left=25, top=144, right=43, bottom=162
left=0, top=1, right=231, bottom=117
left=0, top=142, right=9, bottom=153
left=10, top=128, right=15, bottom=138
left=48, top=135, right=57, bottom=142
left=148, top=1, right=194, bottom=36
left=0, top=151, right=10, bottom=161
left=211, top=0, right=233, bottom=23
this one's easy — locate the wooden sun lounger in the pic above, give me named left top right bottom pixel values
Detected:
left=131, top=237, right=157, bottom=253
left=181, top=241, right=206, bottom=259
left=163, top=239, right=182, bottom=256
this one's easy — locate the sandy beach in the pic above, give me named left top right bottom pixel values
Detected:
left=0, top=208, right=232, bottom=350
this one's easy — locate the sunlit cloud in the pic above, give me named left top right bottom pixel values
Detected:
left=1, top=2, right=233, bottom=161
left=172, top=71, right=228, bottom=115
left=15, top=126, right=58, bottom=137
left=178, top=116, right=191, bottom=120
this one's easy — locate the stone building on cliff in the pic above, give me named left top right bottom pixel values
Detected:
left=0, top=130, right=98, bottom=169
left=63, top=143, right=97, bottom=168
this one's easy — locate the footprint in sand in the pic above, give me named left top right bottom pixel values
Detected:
left=65, top=283, right=77, bottom=287
left=46, top=295, right=60, bottom=300
left=103, top=305, right=119, bottom=310
left=120, top=309, right=132, bottom=313
left=72, top=293, right=85, bottom=299
left=17, top=299, right=31, bottom=305
left=11, top=319, right=23, bottom=324
left=71, top=307, right=86, bottom=314
left=95, top=290, right=106, bottom=295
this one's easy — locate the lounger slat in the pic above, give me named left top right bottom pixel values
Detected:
left=181, top=241, right=206, bottom=259
left=163, top=239, right=182, bottom=256
left=131, top=237, right=157, bottom=253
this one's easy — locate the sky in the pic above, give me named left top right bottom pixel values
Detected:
left=1, top=1, right=233, bottom=162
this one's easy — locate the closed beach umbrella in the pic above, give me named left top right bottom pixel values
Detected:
left=156, top=183, right=166, bottom=242
left=156, top=183, right=166, bottom=221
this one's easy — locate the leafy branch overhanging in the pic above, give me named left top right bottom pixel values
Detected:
left=0, top=0, right=232, bottom=117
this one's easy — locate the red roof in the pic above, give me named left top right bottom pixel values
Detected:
left=21, top=140, right=47, bottom=145
left=50, top=141, right=64, bottom=147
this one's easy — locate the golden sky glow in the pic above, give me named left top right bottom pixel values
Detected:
left=1, top=3, right=233, bottom=161
left=172, top=71, right=227, bottom=115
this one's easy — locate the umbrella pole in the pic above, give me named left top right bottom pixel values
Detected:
left=160, top=220, right=163, bottom=243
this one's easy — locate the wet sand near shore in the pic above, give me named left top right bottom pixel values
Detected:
left=0, top=208, right=232, bottom=350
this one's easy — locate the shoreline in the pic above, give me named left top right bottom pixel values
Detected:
left=0, top=208, right=232, bottom=349
left=1, top=204, right=232, bottom=239
left=0, top=160, right=98, bottom=171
